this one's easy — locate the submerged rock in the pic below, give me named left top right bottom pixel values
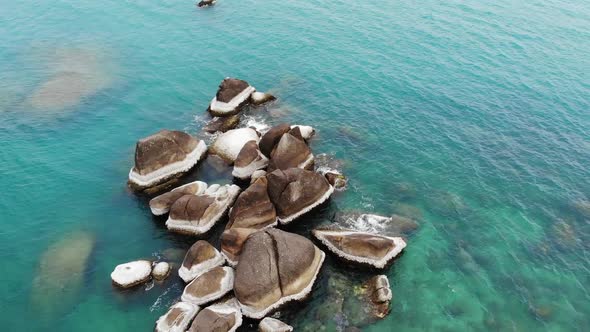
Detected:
left=30, top=230, right=95, bottom=319
left=267, top=132, right=314, bottom=172
left=204, top=115, right=240, bottom=133
left=149, top=181, right=208, bottom=216
left=364, top=275, right=392, bottom=319
left=232, top=140, right=269, bottom=179
left=227, top=176, right=277, bottom=230
left=251, top=91, right=276, bottom=105
left=178, top=240, right=225, bottom=283
left=258, top=123, right=291, bottom=158
left=166, top=184, right=241, bottom=235
left=210, top=128, right=260, bottom=163
left=111, top=260, right=152, bottom=288
left=259, top=317, right=293, bottom=332
left=209, top=78, right=255, bottom=117
left=188, top=298, right=243, bottom=332
left=155, top=302, right=200, bottom=332
left=267, top=168, right=334, bottom=224
left=234, top=228, right=325, bottom=319
left=128, top=130, right=207, bottom=190
left=182, top=266, right=234, bottom=305
left=312, top=228, right=406, bottom=269
left=152, top=262, right=171, bottom=281
left=220, top=227, right=258, bottom=266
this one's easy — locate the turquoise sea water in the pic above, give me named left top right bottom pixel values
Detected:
left=1, top=0, right=589, bottom=331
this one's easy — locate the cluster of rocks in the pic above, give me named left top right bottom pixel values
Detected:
left=115, top=78, right=408, bottom=331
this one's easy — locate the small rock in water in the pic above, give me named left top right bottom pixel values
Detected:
left=155, top=302, right=200, bottom=332
left=203, top=115, right=240, bottom=133
left=323, top=170, right=347, bottom=190
left=152, top=262, right=171, bottom=281
left=208, top=78, right=255, bottom=116
left=179, top=240, right=225, bottom=283
left=111, top=260, right=153, bottom=288
left=259, top=317, right=293, bottom=332
left=197, top=0, right=216, bottom=7
left=251, top=91, right=276, bottom=105
left=364, top=275, right=392, bottom=319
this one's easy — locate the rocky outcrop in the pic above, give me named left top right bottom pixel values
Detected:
left=266, top=168, right=334, bottom=224
left=364, top=275, right=392, bottom=319
left=267, top=132, right=314, bottom=172
left=178, top=240, right=225, bottom=283
left=166, top=184, right=241, bottom=235
left=204, top=115, right=240, bottom=133
left=182, top=266, right=234, bottom=305
left=110, top=260, right=152, bottom=288
left=155, top=302, right=200, bottom=332
left=128, top=130, right=207, bottom=189
left=232, top=141, right=269, bottom=179
left=210, top=128, right=260, bottom=163
left=312, top=229, right=406, bottom=269
left=258, top=123, right=291, bottom=158
left=220, top=227, right=258, bottom=266
left=188, top=298, right=243, bottom=332
left=251, top=91, right=276, bottom=105
left=234, top=229, right=325, bottom=318
left=152, top=262, right=171, bottom=281
left=227, top=177, right=277, bottom=230
left=208, top=78, right=255, bottom=117
left=259, top=317, right=293, bottom=332
left=149, top=181, right=208, bottom=216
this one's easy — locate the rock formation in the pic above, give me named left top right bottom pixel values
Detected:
left=267, top=132, right=314, bottom=172
left=155, top=302, right=200, bottom=332
left=258, top=123, right=291, bottom=158
left=152, top=262, right=171, bottom=281
left=220, top=227, right=258, bottom=266
left=250, top=91, right=276, bottom=105
left=149, top=181, right=208, bottom=216
left=210, top=128, right=260, bottom=163
left=178, top=240, right=225, bottom=283
left=182, top=266, right=234, bottom=305
left=203, top=115, right=240, bottom=133
left=226, top=177, right=277, bottom=230
left=188, top=298, right=243, bottom=332
left=259, top=317, right=293, bottom=332
left=110, top=260, right=152, bottom=288
left=232, top=140, right=269, bottom=179
left=208, top=78, right=255, bottom=117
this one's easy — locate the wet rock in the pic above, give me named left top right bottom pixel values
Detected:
left=267, top=168, right=334, bottom=224
left=210, top=128, right=260, bottom=163
left=128, top=130, right=207, bottom=190
left=178, top=240, right=225, bottom=283
left=259, top=317, right=293, bottom=332
left=111, top=260, right=152, bottom=288
left=234, top=229, right=325, bottom=319
left=166, top=184, right=241, bottom=235
left=312, top=228, right=406, bottom=269
left=251, top=170, right=267, bottom=183
left=30, top=230, right=95, bottom=319
left=267, top=132, right=314, bottom=172
left=152, top=262, right=171, bottom=281
left=251, top=91, right=276, bottom=105
left=290, top=125, right=315, bottom=140
left=204, top=115, right=240, bottom=133
left=220, top=227, right=258, bottom=266
left=155, top=302, right=200, bottom=332
left=258, top=123, right=291, bottom=158
left=208, top=78, right=255, bottom=117
left=323, top=170, right=347, bottom=190
left=363, top=275, right=392, bottom=319
left=227, top=177, right=277, bottom=230
left=197, top=0, right=216, bottom=8
left=149, top=181, right=208, bottom=216
left=188, top=298, right=243, bottom=332
left=232, top=141, right=269, bottom=180
left=182, top=266, right=234, bottom=305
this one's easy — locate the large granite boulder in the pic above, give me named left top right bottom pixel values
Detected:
left=259, top=317, right=293, bottom=332
left=128, top=130, right=207, bottom=189
left=188, top=298, right=243, bottom=332
left=266, top=168, right=334, bottom=224
left=312, top=229, right=406, bottom=269
left=166, top=184, right=241, bottom=235
left=203, top=115, right=240, bottom=133
left=232, top=141, right=269, bottom=179
left=110, top=260, right=152, bottom=288
left=267, top=132, right=314, bottom=172
left=220, top=227, right=258, bottom=266
left=155, top=302, right=200, bottom=332
left=178, top=240, right=225, bottom=283
left=182, top=266, right=234, bottom=305
left=227, top=177, right=277, bottom=230
left=208, top=78, right=255, bottom=117
left=250, top=91, right=276, bottom=105
left=149, top=181, right=208, bottom=216
left=258, top=123, right=291, bottom=158
left=210, top=128, right=260, bottom=163
left=234, top=229, right=325, bottom=319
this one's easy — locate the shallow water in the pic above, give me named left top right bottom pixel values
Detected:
left=1, top=0, right=589, bottom=331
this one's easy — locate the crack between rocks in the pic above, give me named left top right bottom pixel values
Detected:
left=267, top=230, right=284, bottom=297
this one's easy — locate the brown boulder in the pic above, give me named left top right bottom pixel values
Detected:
left=227, top=177, right=277, bottom=230
left=128, top=130, right=207, bottom=189
left=258, top=123, right=291, bottom=158
left=220, top=228, right=258, bottom=266
left=259, top=317, right=293, bottom=332
left=232, top=141, right=269, bottom=179
left=155, top=302, right=200, bottom=332
left=312, top=229, right=406, bottom=269
left=234, top=229, right=325, bottom=318
left=267, top=133, right=314, bottom=172
left=203, top=115, right=240, bottom=133
left=181, top=266, right=234, bottom=305
left=208, top=78, right=255, bottom=117
left=178, top=240, right=225, bottom=283
left=149, top=181, right=208, bottom=216
left=188, top=298, right=242, bottom=332
left=266, top=168, right=334, bottom=224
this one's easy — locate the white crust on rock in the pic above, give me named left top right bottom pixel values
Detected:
left=149, top=181, right=208, bottom=216
left=290, top=125, right=315, bottom=140
left=154, top=302, right=200, bottom=332
left=232, top=152, right=269, bottom=179
left=111, top=260, right=152, bottom=288
left=181, top=267, right=235, bottom=305
left=209, top=86, right=256, bottom=116
left=129, top=140, right=207, bottom=188
left=278, top=185, right=334, bottom=225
